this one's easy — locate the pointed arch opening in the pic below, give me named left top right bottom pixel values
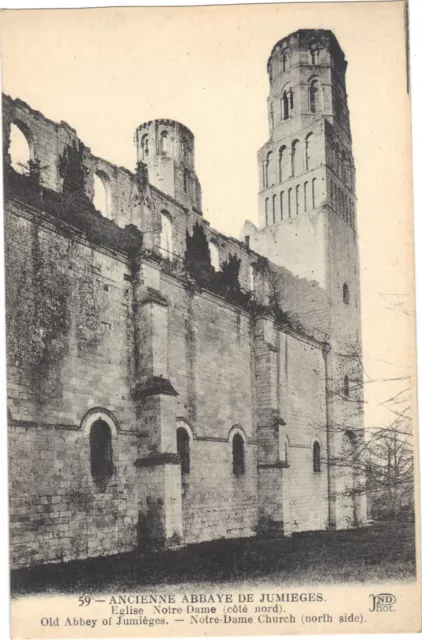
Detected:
left=9, top=122, right=32, bottom=175
left=93, top=171, right=112, bottom=219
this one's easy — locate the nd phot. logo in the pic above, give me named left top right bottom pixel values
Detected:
left=369, top=593, right=396, bottom=612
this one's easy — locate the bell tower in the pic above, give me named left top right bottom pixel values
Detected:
left=245, top=29, right=367, bottom=529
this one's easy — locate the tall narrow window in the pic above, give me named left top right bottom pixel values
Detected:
left=278, top=146, right=286, bottom=183
left=280, top=191, right=284, bottom=221
left=272, top=194, right=277, bottom=223
left=232, top=433, right=245, bottom=477
left=249, top=265, right=255, bottom=291
left=160, top=211, right=173, bottom=257
left=309, top=81, right=318, bottom=113
left=265, top=152, right=273, bottom=188
left=343, top=282, right=350, bottom=305
left=141, top=134, right=149, bottom=160
left=210, top=241, right=220, bottom=271
left=344, top=375, right=350, bottom=397
left=312, top=178, right=317, bottom=208
left=282, top=50, right=289, bottom=72
left=160, top=131, right=169, bottom=155
left=288, top=188, right=292, bottom=218
left=304, top=182, right=309, bottom=212
left=305, top=133, right=314, bottom=171
left=291, top=140, right=299, bottom=177
left=183, top=169, right=189, bottom=193
left=265, top=197, right=269, bottom=226
left=313, top=441, right=321, bottom=473
left=90, top=420, right=113, bottom=491
left=282, top=91, right=290, bottom=120
left=9, top=122, right=31, bottom=175
left=295, top=185, right=300, bottom=216
left=177, top=427, right=190, bottom=476
left=93, top=171, right=111, bottom=219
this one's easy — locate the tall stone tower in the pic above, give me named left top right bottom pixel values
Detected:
left=135, top=119, right=202, bottom=213
left=246, top=29, right=366, bottom=529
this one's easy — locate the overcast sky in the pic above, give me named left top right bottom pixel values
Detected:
left=0, top=2, right=414, bottom=429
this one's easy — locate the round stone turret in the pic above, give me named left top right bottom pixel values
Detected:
left=135, top=119, right=202, bottom=212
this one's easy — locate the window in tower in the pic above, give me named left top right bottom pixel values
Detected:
left=210, top=241, right=220, bottom=271
left=265, top=197, right=270, bottom=226
left=264, top=151, right=273, bottom=188
left=295, top=185, right=300, bottom=216
left=141, top=134, right=149, bottom=160
left=272, top=194, right=277, bottom=223
left=343, top=282, right=350, bottom=305
left=305, top=132, right=314, bottom=170
left=291, top=140, right=299, bottom=177
left=304, top=181, right=309, bottom=212
left=278, top=145, right=286, bottom=183
left=313, top=441, right=321, bottom=473
left=312, top=178, right=317, bottom=208
left=288, top=188, right=292, bottom=218
left=160, top=131, right=170, bottom=155
left=282, top=49, right=290, bottom=73
left=90, top=420, right=113, bottom=491
left=282, top=90, right=290, bottom=120
left=344, top=375, right=350, bottom=397
left=309, top=79, right=320, bottom=114
left=280, top=191, right=284, bottom=221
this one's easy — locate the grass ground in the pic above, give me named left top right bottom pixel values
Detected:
left=11, top=521, right=417, bottom=596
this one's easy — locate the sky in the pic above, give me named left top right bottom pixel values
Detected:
left=0, top=1, right=415, bottom=430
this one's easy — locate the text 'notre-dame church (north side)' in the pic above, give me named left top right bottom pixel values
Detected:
left=4, top=29, right=367, bottom=569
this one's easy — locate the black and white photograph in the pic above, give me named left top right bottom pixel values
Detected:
left=0, top=0, right=420, bottom=637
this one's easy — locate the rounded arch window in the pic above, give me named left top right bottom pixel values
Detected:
left=232, top=433, right=245, bottom=477
left=177, top=427, right=190, bottom=476
left=209, top=240, right=220, bottom=271
left=281, top=49, right=290, bottom=73
left=281, top=86, right=294, bottom=120
left=160, top=130, right=170, bottom=155
left=313, top=440, right=321, bottom=473
left=9, top=122, right=32, bottom=175
left=291, top=139, right=300, bottom=177
left=93, top=171, right=112, bottom=218
left=141, top=134, right=149, bottom=160
left=343, top=282, right=350, bottom=305
left=160, top=210, right=173, bottom=257
left=309, top=79, right=321, bottom=114
left=90, top=419, right=113, bottom=491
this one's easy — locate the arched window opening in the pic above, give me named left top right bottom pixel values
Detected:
left=291, top=140, right=299, bottom=177
left=177, top=427, right=190, bottom=476
left=9, top=122, right=31, bottom=175
left=309, top=46, right=320, bottom=65
left=309, top=80, right=319, bottom=114
left=265, top=197, right=270, bottom=226
left=249, top=265, right=255, bottom=291
left=160, top=131, right=169, bottom=155
left=264, top=152, right=273, bottom=188
left=278, top=145, right=286, bottom=183
left=90, top=420, right=113, bottom=490
left=269, top=104, right=274, bottom=132
left=288, top=188, right=292, bottom=218
left=280, top=191, right=284, bottom=221
left=282, top=49, right=289, bottom=73
left=210, top=241, right=220, bottom=271
left=305, top=132, right=314, bottom=171
left=344, top=375, right=350, bottom=397
left=232, top=433, right=245, bottom=477
left=295, top=185, right=300, bottom=216
left=272, top=194, right=277, bottom=223
left=183, top=169, right=190, bottom=194
left=312, top=178, right=317, bottom=208
left=304, top=182, right=309, bottom=212
left=343, top=282, right=350, bottom=305
left=141, top=134, right=149, bottom=160
left=313, top=441, right=321, bottom=473
left=160, top=211, right=173, bottom=257
left=282, top=89, right=293, bottom=120
left=93, top=172, right=111, bottom=218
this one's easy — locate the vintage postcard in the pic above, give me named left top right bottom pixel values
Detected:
left=0, top=0, right=420, bottom=637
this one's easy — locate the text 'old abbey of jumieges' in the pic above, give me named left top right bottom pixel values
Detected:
left=4, top=29, right=367, bottom=569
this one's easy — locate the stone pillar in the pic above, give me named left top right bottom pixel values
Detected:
left=254, top=314, right=290, bottom=535
left=132, top=259, right=183, bottom=547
